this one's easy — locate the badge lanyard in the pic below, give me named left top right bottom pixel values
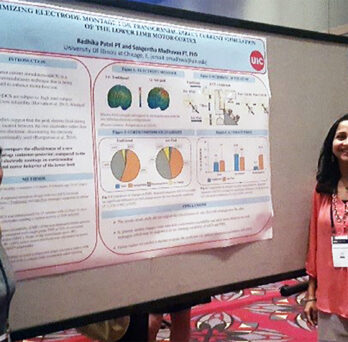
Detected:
left=331, top=194, right=348, bottom=267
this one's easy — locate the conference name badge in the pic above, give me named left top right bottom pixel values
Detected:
left=332, top=235, right=348, bottom=267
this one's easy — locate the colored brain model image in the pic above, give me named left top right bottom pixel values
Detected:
left=147, top=87, right=170, bottom=110
left=156, top=147, right=184, bottom=180
left=107, top=85, right=132, bottom=110
left=110, top=149, right=140, bottom=182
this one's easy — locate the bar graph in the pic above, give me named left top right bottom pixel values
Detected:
left=233, top=153, right=238, bottom=171
left=258, top=153, right=264, bottom=170
left=213, top=160, right=226, bottom=172
left=198, top=138, right=268, bottom=185
left=210, top=146, right=255, bottom=173
left=213, top=161, right=219, bottom=172
left=253, top=147, right=264, bottom=170
left=219, top=160, right=225, bottom=172
left=232, top=148, right=247, bottom=172
left=240, top=155, right=245, bottom=171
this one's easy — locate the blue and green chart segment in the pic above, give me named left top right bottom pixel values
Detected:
left=107, top=85, right=170, bottom=110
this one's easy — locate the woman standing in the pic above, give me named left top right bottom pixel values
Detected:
left=0, top=147, right=16, bottom=341
left=305, top=114, right=348, bottom=341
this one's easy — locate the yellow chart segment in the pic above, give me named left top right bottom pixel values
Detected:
left=156, top=147, right=184, bottom=179
left=110, top=149, right=140, bottom=182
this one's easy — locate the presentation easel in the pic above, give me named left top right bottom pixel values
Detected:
left=2, top=0, right=348, bottom=339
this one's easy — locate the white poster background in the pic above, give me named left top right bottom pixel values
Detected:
left=0, top=1, right=272, bottom=279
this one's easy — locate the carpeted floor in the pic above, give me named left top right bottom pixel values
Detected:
left=157, top=277, right=316, bottom=341
left=22, top=277, right=316, bottom=342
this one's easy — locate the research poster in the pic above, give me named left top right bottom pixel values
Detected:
left=0, top=1, right=272, bottom=279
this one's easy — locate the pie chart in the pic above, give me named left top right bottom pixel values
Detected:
left=110, top=149, right=140, bottom=182
left=156, top=147, right=183, bottom=179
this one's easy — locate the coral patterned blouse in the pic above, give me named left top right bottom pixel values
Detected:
left=306, top=190, right=348, bottom=318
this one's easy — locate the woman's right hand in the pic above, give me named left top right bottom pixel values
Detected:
left=304, top=300, right=318, bottom=326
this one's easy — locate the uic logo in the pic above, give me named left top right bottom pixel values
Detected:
left=250, top=50, right=264, bottom=71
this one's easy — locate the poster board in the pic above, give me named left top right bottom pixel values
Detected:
left=1, top=0, right=348, bottom=333
left=0, top=0, right=273, bottom=280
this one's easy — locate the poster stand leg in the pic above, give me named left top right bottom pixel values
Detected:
left=120, top=312, right=148, bottom=341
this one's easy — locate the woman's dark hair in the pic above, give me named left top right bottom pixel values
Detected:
left=316, top=113, right=348, bottom=193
